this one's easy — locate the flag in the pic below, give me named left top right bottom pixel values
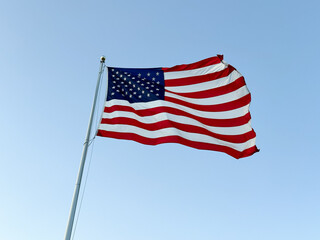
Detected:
left=97, top=55, right=258, bottom=159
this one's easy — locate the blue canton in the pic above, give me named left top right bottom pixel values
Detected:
left=107, top=67, right=165, bottom=103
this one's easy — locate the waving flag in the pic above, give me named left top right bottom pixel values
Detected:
left=97, top=55, right=258, bottom=159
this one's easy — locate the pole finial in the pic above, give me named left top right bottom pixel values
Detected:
left=100, top=56, right=106, bottom=63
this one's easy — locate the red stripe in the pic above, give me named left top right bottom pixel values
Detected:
left=166, top=77, right=246, bottom=99
left=165, top=65, right=235, bottom=87
left=162, top=55, right=223, bottom=72
left=97, top=130, right=258, bottom=159
left=103, top=105, right=251, bottom=127
left=100, top=117, right=256, bottom=144
left=165, top=93, right=251, bottom=112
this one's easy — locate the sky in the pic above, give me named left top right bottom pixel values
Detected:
left=1, top=0, right=320, bottom=239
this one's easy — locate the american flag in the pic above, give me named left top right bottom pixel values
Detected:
left=97, top=55, right=258, bottom=159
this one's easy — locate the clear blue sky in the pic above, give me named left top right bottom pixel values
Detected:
left=1, top=0, right=319, bottom=239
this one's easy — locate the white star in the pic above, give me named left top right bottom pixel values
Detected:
left=146, top=87, right=149, bottom=89
left=111, top=92, right=115, bottom=95
left=147, top=73, right=150, bottom=76
left=111, top=69, right=114, bottom=72
left=138, top=73, right=141, bottom=77
left=147, top=93, right=150, bottom=97
left=116, top=71, right=119, bottom=74
left=120, top=74, right=123, bottom=77
left=124, top=77, right=126, bottom=80
left=156, top=93, right=159, bottom=96
left=132, top=77, right=135, bottom=79
left=156, top=81, right=160, bottom=84
left=133, top=92, right=136, bottom=95
left=152, top=77, right=155, bottom=81
left=150, top=90, right=153, bottom=92
left=156, top=72, right=159, bottom=76
left=138, top=95, right=142, bottom=98
left=129, top=94, right=132, bottom=98
left=142, top=90, right=145, bottom=94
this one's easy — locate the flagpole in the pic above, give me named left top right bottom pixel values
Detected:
left=64, top=56, right=105, bottom=240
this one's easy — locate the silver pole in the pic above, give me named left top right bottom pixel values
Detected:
left=64, top=56, right=106, bottom=240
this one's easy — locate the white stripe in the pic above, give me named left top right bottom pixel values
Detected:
left=104, top=99, right=249, bottom=120
left=98, top=124, right=256, bottom=152
left=164, top=62, right=226, bottom=80
left=166, top=70, right=242, bottom=93
left=166, top=86, right=249, bottom=105
left=101, top=111, right=252, bottom=135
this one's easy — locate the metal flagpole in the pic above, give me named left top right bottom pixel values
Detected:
left=64, top=56, right=106, bottom=240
